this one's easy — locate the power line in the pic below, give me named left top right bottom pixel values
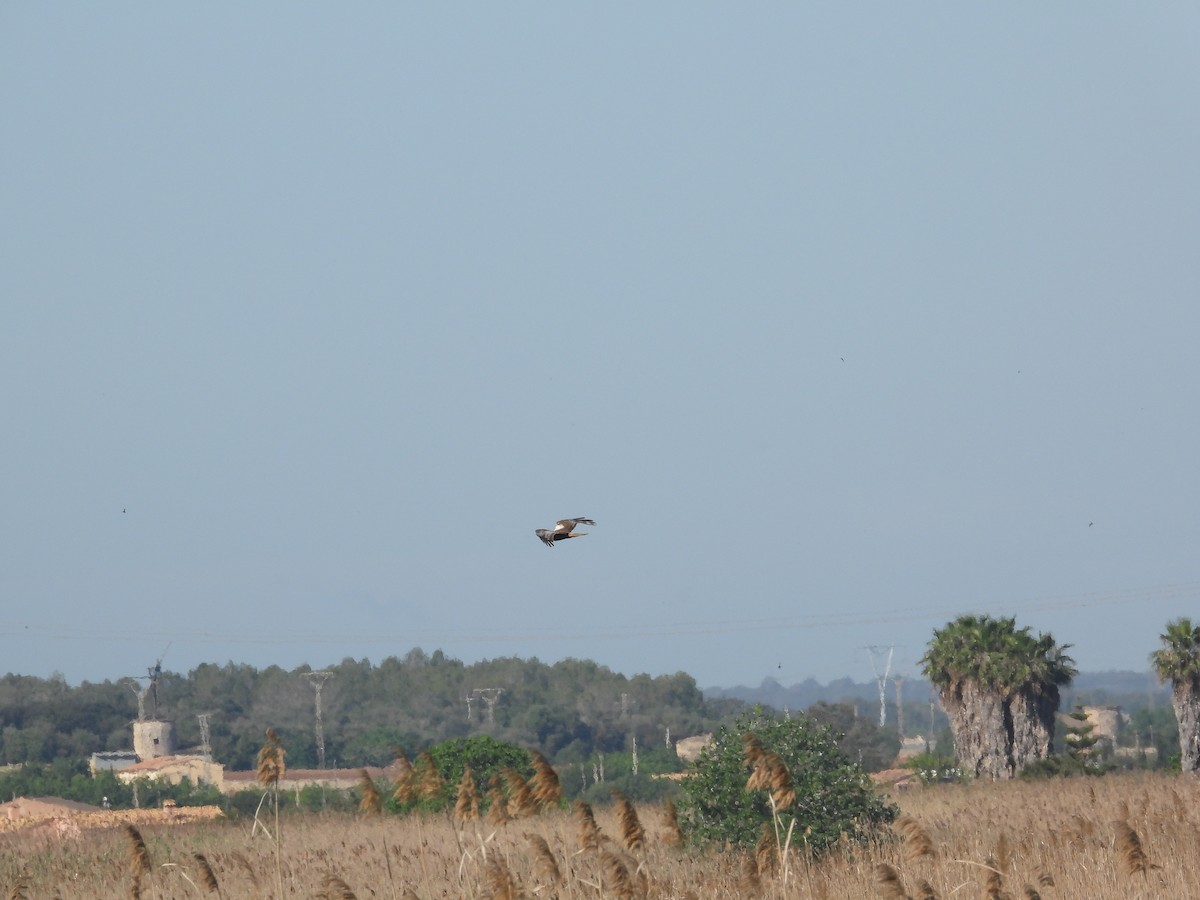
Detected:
left=8, top=579, right=1200, bottom=648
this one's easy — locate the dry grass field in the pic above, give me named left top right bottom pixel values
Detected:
left=2, top=773, right=1197, bottom=899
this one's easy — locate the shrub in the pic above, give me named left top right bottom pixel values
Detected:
left=677, top=707, right=896, bottom=853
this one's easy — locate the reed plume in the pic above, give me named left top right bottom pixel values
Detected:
left=754, top=822, right=777, bottom=878
left=358, top=769, right=383, bottom=816
left=455, top=765, right=480, bottom=823
left=742, top=732, right=766, bottom=765
left=525, top=832, right=563, bottom=885
left=501, top=767, right=537, bottom=817
left=8, top=878, right=28, bottom=900
left=894, top=816, right=936, bottom=860
left=1115, top=820, right=1154, bottom=876
left=393, top=757, right=418, bottom=805
left=743, top=732, right=795, bottom=810
left=612, top=789, right=646, bottom=852
left=1022, top=888, right=1041, bottom=900
left=739, top=854, right=761, bottom=895
left=599, top=850, right=636, bottom=900
left=193, top=853, right=220, bottom=896
left=483, top=857, right=522, bottom=900
left=874, top=863, right=910, bottom=899
left=575, top=800, right=602, bottom=851
left=319, top=874, right=357, bottom=899
left=415, top=750, right=445, bottom=801
left=915, top=880, right=939, bottom=900
left=529, top=750, right=563, bottom=809
left=486, top=773, right=510, bottom=826
left=256, top=727, right=286, bottom=786
left=124, top=824, right=151, bottom=878
left=660, top=796, right=685, bottom=847
left=983, top=856, right=1003, bottom=899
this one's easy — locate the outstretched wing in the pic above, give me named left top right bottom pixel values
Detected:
left=553, top=518, right=596, bottom=534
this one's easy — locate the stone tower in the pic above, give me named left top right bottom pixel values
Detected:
left=132, top=719, right=177, bottom=760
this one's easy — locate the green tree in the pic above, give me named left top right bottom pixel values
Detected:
left=921, top=615, right=1075, bottom=779
left=1020, top=704, right=1106, bottom=779
left=425, top=734, right=532, bottom=804
left=1150, top=618, right=1200, bottom=772
left=677, top=707, right=895, bottom=854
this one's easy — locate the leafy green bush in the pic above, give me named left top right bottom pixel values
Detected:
left=677, top=708, right=896, bottom=853
left=428, top=734, right=532, bottom=797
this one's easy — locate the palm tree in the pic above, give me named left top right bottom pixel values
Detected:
left=1150, top=618, right=1200, bottom=773
left=921, top=615, right=1076, bottom=779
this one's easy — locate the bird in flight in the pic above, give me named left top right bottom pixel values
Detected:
left=535, top=517, right=596, bottom=547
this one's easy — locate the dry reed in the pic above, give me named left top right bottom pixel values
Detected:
left=894, top=815, right=936, bottom=860
left=193, top=853, right=220, bottom=895
left=575, top=800, right=602, bottom=851
left=525, top=832, right=563, bottom=885
left=738, top=853, right=762, bottom=895
left=660, top=796, right=684, bottom=847
left=357, top=769, right=383, bottom=816
left=599, top=850, right=637, bottom=900
left=1114, top=820, right=1154, bottom=876
left=742, top=731, right=796, bottom=810
left=414, top=751, right=445, bottom=801
left=611, top=789, right=646, bottom=853
left=874, top=863, right=910, bottom=899
left=529, top=750, right=563, bottom=809
left=982, top=856, right=1003, bottom=898
left=454, top=765, right=479, bottom=823
left=231, top=850, right=259, bottom=890
left=319, top=873, right=358, bottom=899
left=483, top=856, right=523, bottom=900
left=9, top=769, right=1200, bottom=899
left=754, top=822, right=777, bottom=877
left=501, top=767, right=537, bottom=817
left=256, top=728, right=286, bottom=786
left=123, top=824, right=151, bottom=878
left=391, top=751, right=417, bottom=805
left=486, top=773, right=510, bottom=826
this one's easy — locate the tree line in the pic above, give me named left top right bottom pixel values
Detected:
left=0, top=650, right=744, bottom=770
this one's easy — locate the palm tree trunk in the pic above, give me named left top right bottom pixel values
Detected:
left=942, top=680, right=1015, bottom=780
left=1009, top=686, right=1058, bottom=771
left=1171, top=683, right=1200, bottom=772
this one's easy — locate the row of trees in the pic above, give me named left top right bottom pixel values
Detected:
left=0, top=651, right=741, bottom=769
left=922, top=615, right=1200, bottom=778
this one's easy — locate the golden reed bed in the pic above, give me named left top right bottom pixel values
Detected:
left=1, top=773, right=1197, bottom=898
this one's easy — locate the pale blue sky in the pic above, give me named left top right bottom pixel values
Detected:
left=3, top=5, right=1199, bottom=689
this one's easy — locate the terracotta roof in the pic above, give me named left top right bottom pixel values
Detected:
left=119, top=754, right=211, bottom=773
